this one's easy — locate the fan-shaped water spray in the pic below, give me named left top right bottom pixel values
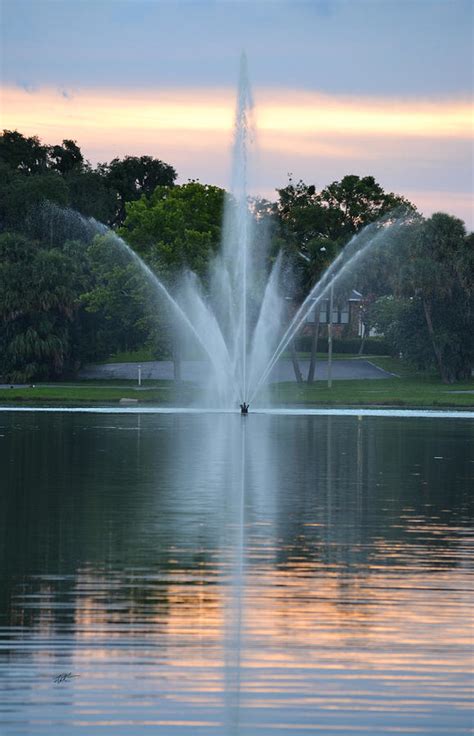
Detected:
left=36, top=58, right=413, bottom=411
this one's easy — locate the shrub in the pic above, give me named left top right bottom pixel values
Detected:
left=295, top=335, right=390, bottom=355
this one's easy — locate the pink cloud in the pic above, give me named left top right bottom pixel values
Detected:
left=1, top=84, right=472, bottom=228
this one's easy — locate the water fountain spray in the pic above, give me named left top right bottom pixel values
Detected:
left=36, top=59, right=413, bottom=412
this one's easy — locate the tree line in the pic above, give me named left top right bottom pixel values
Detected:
left=0, top=130, right=472, bottom=384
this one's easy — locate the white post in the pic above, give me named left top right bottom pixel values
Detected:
left=138, top=364, right=142, bottom=387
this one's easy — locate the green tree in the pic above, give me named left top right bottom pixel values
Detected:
left=275, top=179, right=341, bottom=381
left=65, top=168, right=116, bottom=224
left=0, top=132, right=178, bottom=230
left=0, top=132, right=85, bottom=232
left=0, top=130, right=49, bottom=174
left=0, top=233, right=86, bottom=381
left=276, top=179, right=334, bottom=257
left=276, top=176, right=415, bottom=382
left=0, top=131, right=183, bottom=374
left=0, top=165, right=69, bottom=232
left=48, top=139, right=84, bottom=175
left=81, top=233, right=170, bottom=359
left=276, top=174, right=414, bottom=263
left=319, top=174, right=413, bottom=236
left=401, top=214, right=473, bottom=382
left=121, top=181, right=225, bottom=282
left=117, top=181, right=226, bottom=369
left=373, top=214, right=473, bottom=382
left=100, top=155, right=177, bottom=226
left=371, top=296, right=435, bottom=367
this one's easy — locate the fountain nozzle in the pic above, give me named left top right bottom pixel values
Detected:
left=240, top=402, right=249, bottom=415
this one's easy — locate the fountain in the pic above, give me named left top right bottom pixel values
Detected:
left=94, top=55, right=411, bottom=411
left=132, top=57, right=416, bottom=409
left=36, top=56, right=412, bottom=411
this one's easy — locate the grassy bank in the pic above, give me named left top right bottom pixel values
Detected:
left=269, top=377, right=474, bottom=408
left=268, top=356, right=474, bottom=407
left=0, top=378, right=472, bottom=409
left=0, top=358, right=472, bottom=408
left=0, top=380, right=196, bottom=405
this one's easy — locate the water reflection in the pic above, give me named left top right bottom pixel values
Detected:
left=0, top=412, right=472, bottom=734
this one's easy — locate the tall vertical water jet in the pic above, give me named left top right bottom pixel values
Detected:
left=233, top=54, right=252, bottom=404
left=209, top=53, right=255, bottom=406
left=211, top=53, right=288, bottom=409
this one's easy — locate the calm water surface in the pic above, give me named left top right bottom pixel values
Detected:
left=0, top=411, right=472, bottom=735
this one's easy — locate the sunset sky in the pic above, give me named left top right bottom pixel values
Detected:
left=1, top=0, right=473, bottom=227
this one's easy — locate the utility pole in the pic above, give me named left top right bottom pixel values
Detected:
left=327, top=281, right=334, bottom=388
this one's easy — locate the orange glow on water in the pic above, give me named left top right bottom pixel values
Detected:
left=64, top=561, right=471, bottom=676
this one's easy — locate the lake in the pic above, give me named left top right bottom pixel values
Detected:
left=0, top=409, right=472, bottom=735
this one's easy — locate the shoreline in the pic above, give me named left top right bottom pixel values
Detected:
left=0, top=397, right=473, bottom=411
left=1, top=405, right=473, bottom=421
left=1, top=370, right=473, bottom=411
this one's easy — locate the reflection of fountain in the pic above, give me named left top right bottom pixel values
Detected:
left=224, top=417, right=247, bottom=735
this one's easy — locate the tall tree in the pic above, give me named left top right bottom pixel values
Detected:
left=100, top=155, right=177, bottom=226
left=65, top=168, right=116, bottom=224
left=277, top=175, right=414, bottom=248
left=319, top=174, right=413, bottom=236
left=121, top=181, right=225, bottom=281
left=81, top=234, right=167, bottom=358
left=276, top=178, right=332, bottom=257
left=0, top=233, right=86, bottom=381
left=118, top=181, right=225, bottom=372
left=373, top=214, right=473, bottom=382
left=0, top=130, right=49, bottom=174
left=402, top=213, right=473, bottom=382
left=48, top=139, right=84, bottom=175
left=0, top=165, right=69, bottom=232
left=276, top=175, right=415, bottom=381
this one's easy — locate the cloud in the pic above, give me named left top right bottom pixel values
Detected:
left=16, top=81, right=37, bottom=94
left=3, top=85, right=471, bottom=138
left=1, top=83, right=472, bottom=227
left=257, top=91, right=472, bottom=139
left=1, top=0, right=472, bottom=96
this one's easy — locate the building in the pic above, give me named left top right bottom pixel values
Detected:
left=305, top=290, right=363, bottom=337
